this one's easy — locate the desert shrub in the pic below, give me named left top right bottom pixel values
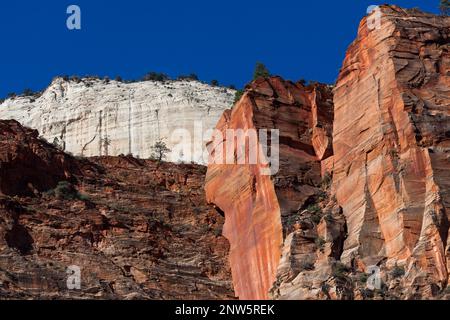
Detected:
left=307, top=204, right=321, bottom=214
left=234, top=89, right=244, bottom=103
left=211, top=79, right=219, bottom=87
left=22, top=88, right=34, bottom=96
left=311, top=214, right=322, bottom=225
left=321, top=172, right=332, bottom=188
left=253, top=62, right=270, bottom=80
left=391, top=265, right=405, bottom=278
left=213, top=226, right=223, bottom=237
left=300, top=260, right=315, bottom=271
left=440, top=0, right=450, bottom=15
left=359, top=272, right=368, bottom=284
left=142, top=72, right=169, bottom=82
left=177, top=73, right=199, bottom=81
left=333, top=262, right=350, bottom=280
left=150, top=140, right=171, bottom=162
left=315, top=237, right=326, bottom=250
left=45, top=181, right=89, bottom=201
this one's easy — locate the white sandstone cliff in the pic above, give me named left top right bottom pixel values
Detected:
left=0, top=77, right=235, bottom=164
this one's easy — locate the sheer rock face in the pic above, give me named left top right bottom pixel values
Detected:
left=205, top=77, right=334, bottom=299
left=0, top=120, right=234, bottom=299
left=0, top=78, right=235, bottom=164
left=333, top=6, right=450, bottom=295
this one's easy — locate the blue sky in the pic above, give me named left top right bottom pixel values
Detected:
left=0, top=1, right=440, bottom=97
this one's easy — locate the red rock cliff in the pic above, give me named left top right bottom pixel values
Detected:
left=205, top=77, right=333, bottom=299
left=333, top=5, right=450, bottom=296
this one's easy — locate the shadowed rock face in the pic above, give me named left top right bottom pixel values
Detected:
left=0, top=120, right=80, bottom=197
left=0, top=120, right=234, bottom=299
left=205, top=77, right=334, bottom=299
left=333, top=5, right=450, bottom=296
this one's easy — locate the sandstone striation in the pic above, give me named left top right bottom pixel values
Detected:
left=332, top=5, right=450, bottom=298
left=0, top=120, right=234, bottom=299
left=0, top=78, right=235, bottom=164
left=205, top=77, right=334, bottom=299
left=205, top=6, right=450, bottom=300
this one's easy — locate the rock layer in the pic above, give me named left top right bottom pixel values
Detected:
left=0, top=120, right=234, bottom=299
left=205, top=77, right=334, bottom=299
left=0, top=78, right=235, bottom=164
left=332, top=5, right=450, bottom=296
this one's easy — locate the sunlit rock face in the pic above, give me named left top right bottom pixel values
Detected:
left=0, top=78, right=235, bottom=164
left=333, top=5, right=450, bottom=296
left=205, top=76, right=333, bottom=300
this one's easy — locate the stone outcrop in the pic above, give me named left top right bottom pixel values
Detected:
left=205, top=6, right=450, bottom=300
left=205, top=77, right=334, bottom=299
left=0, top=120, right=234, bottom=299
left=0, top=78, right=235, bottom=164
left=332, top=5, right=450, bottom=297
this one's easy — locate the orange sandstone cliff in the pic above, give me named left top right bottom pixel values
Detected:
left=332, top=5, right=450, bottom=297
left=205, top=6, right=450, bottom=300
left=205, top=77, right=334, bottom=299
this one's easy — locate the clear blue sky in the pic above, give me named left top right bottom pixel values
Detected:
left=0, top=0, right=440, bottom=97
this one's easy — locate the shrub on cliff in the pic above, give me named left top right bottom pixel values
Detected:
left=253, top=62, right=270, bottom=80
left=143, top=72, right=170, bottom=82
left=177, top=73, right=199, bottom=81
left=234, top=89, right=244, bottom=103
left=391, top=265, right=405, bottom=278
left=151, top=140, right=171, bottom=162
left=440, top=0, right=450, bottom=15
left=211, top=79, right=219, bottom=87
left=45, top=181, right=89, bottom=201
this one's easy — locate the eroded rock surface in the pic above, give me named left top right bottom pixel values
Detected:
left=0, top=120, right=234, bottom=299
left=332, top=5, right=450, bottom=298
left=205, top=77, right=334, bottom=299
left=0, top=78, right=235, bottom=164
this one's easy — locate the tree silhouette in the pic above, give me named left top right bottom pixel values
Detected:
left=151, top=139, right=171, bottom=162
left=253, top=62, right=270, bottom=80
left=441, top=0, right=450, bottom=15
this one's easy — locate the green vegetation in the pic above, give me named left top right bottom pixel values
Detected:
left=45, top=181, right=89, bottom=201
left=332, top=262, right=350, bottom=280
left=151, top=139, right=171, bottom=162
left=143, top=72, right=170, bottom=82
left=440, top=0, right=450, bottom=15
left=234, top=89, right=244, bottom=104
left=391, top=264, right=405, bottom=278
left=253, top=62, right=270, bottom=80
left=177, top=73, right=199, bottom=81
left=300, top=260, right=315, bottom=271
left=315, top=237, right=326, bottom=251
left=306, top=204, right=321, bottom=214
left=211, top=79, right=219, bottom=87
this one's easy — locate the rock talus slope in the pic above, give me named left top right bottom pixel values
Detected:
left=205, top=77, right=334, bottom=299
left=333, top=5, right=450, bottom=296
left=0, top=120, right=234, bottom=299
left=0, top=78, right=235, bottom=164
